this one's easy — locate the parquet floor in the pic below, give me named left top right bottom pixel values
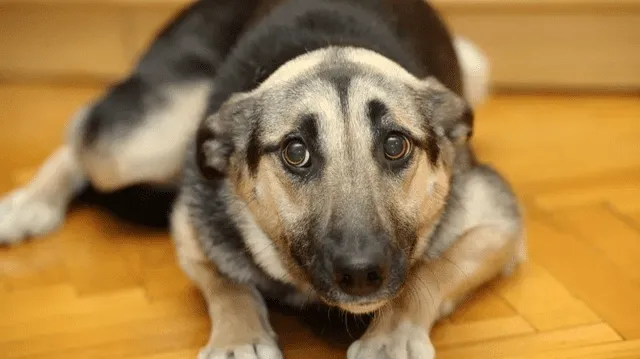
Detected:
left=1, top=83, right=640, bottom=358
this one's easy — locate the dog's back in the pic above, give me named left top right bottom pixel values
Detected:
left=68, top=0, right=476, bottom=227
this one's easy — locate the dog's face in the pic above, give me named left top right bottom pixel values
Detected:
left=197, top=47, right=472, bottom=313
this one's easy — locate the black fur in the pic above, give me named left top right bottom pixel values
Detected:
left=245, top=123, right=264, bottom=176
left=366, top=99, right=388, bottom=128
left=74, top=0, right=462, bottom=288
left=82, top=0, right=260, bottom=148
left=185, top=0, right=461, bottom=290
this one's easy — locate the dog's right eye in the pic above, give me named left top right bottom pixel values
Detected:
left=283, top=140, right=311, bottom=168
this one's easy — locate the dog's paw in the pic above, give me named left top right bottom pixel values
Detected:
left=0, top=189, right=65, bottom=245
left=347, top=321, right=435, bottom=359
left=198, top=343, right=283, bottom=359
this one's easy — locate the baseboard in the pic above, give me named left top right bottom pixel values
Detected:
left=0, top=0, right=638, bottom=91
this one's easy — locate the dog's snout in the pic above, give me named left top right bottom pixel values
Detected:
left=333, top=257, right=387, bottom=297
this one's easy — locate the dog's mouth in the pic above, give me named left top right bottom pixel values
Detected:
left=308, top=274, right=405, bottom=314
left=336, top=299, right=389, bottom=314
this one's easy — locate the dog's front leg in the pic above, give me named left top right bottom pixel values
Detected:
left=172, top=203, right=282, bottom=359
left=348, top=226, right=524, bottom=359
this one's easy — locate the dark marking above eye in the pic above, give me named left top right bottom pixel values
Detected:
left=246, top=122, right=263, bottom=176
left=318, top=66, right=352, bottom=116
left=299, top=114, right=319, bottom=145
left=426, top=125, right=440, bottom=167
left=367, top=99, right=388, bottom=126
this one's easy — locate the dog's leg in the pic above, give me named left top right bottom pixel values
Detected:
left=0, top=108, right=89, bottom=244
left=347, top=226, right=525, bottom=359
left=77, top=81, right=212, bottom=192
left=171, top=201, right=283, bottom=359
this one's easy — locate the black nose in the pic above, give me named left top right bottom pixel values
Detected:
left=333, top=259, right=387, bottom=297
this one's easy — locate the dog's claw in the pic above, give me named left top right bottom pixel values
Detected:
left=198, top=343, right=283, bottom=359
left=347, top=321, right=435, bottom=359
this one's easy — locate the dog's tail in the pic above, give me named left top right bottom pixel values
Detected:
left=453, top=36, right=491, bottom=108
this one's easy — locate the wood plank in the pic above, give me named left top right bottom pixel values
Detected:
left=472, top=95, right=640, bottom=187
left=0, top=236, right=68, bottom=290
left=627, top=211, right=640, bottom=228
left=431, top=316, right=535, bottom=347
left=0, top=315, right=209, bottom=359
left=0, top=284, right=76, bottom=310
left=0, top=292, right=209, bottom=343
left=448, top=287, right=517, bottom=323
left=436, top=324, right=621, bottom=359
left=550, top=204, right=640, bottom=282
left=491, top=262, right=601, bottom=331
left=534, top=184, right=640, bottom=212
left=503, top=340, right=640, bottom=359
left=0, top=288, right=146, bottom=327
left=0, top=83, right=102, bottom=173
left=54, top=209, right=143, bottom=295
left=527, top=211, right=640, bottom=339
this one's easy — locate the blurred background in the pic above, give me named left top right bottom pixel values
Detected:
left=0, top=1, right=639, bottom=359
left=1, top=0, right=638, bottom=90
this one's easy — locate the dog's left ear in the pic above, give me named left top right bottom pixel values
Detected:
left=419, top=76, right=474, bottom=146
left=196, top=95, right=252, bottom=180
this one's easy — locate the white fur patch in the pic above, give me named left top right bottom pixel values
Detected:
left=87, top=81, right=212, bottom=190
left=453, top=36, right=490, bottom=107
left=199, top=343, right=282, bottom=359
left=0, top=189, right=65, bottom=244
left=347, top=321, right=435, bottom=359
left=0, top=147, right=85, bottom=244
left=235, top=204, right=295, bottom=285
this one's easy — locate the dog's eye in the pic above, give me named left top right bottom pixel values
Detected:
left=384, top=133, right=411, bottom=160
left=283, top=140, right=311, bottom=167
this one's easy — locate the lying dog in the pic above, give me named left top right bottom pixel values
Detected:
left=0, top=0, right=525, bottom=358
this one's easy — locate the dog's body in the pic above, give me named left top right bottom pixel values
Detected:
left=0, top=1, right=523, bottom=358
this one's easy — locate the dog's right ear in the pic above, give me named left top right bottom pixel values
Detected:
left=196, top=93, right=257, bottom=180
left=195, top=109, right=235, bottom=180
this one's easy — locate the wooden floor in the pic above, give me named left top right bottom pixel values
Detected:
left=1, top=83, right=640, bottom=358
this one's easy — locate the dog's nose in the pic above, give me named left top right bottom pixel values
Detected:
left=333, top=259, right=387, bottom=297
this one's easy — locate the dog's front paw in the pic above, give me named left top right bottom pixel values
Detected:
left=198, top=342, right=283, bottom=359
left=347, top=321, right=435, bottom=359
left=0, top=189, right=65, bottom=245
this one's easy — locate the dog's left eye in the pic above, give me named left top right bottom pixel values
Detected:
left=283, top=140, right=311, bottom=167
left=384, top=133, right=411, bottom=160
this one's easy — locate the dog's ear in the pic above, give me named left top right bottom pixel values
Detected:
left=196, top=95, right=252, bottom=180
left=419, top=76, right=474, bottom=146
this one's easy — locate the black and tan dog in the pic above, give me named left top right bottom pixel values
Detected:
left=0, top=0, right=525, bottom=358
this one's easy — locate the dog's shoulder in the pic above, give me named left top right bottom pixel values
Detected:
left=427, top=164, right=523, bottom=258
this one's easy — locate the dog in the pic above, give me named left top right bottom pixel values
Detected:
left=0, top=0, right=525, bottom=358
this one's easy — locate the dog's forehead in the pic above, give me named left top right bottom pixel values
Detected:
left=255, top=47, right=422, bottom=90
left=254, top=47, right=426, bottom=143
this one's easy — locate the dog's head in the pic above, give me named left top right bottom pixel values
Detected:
left=197, top=47, right=472, bottom=313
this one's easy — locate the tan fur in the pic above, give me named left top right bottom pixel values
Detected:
left=188, top=45, right=520, bottom=358
left=348, top=226, right=524, bottom=358
left=171, top=201, right=280, bottom=356
left=407, top=159, right=451, bottom=263
left=217, top=48, right=464, bottom=312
